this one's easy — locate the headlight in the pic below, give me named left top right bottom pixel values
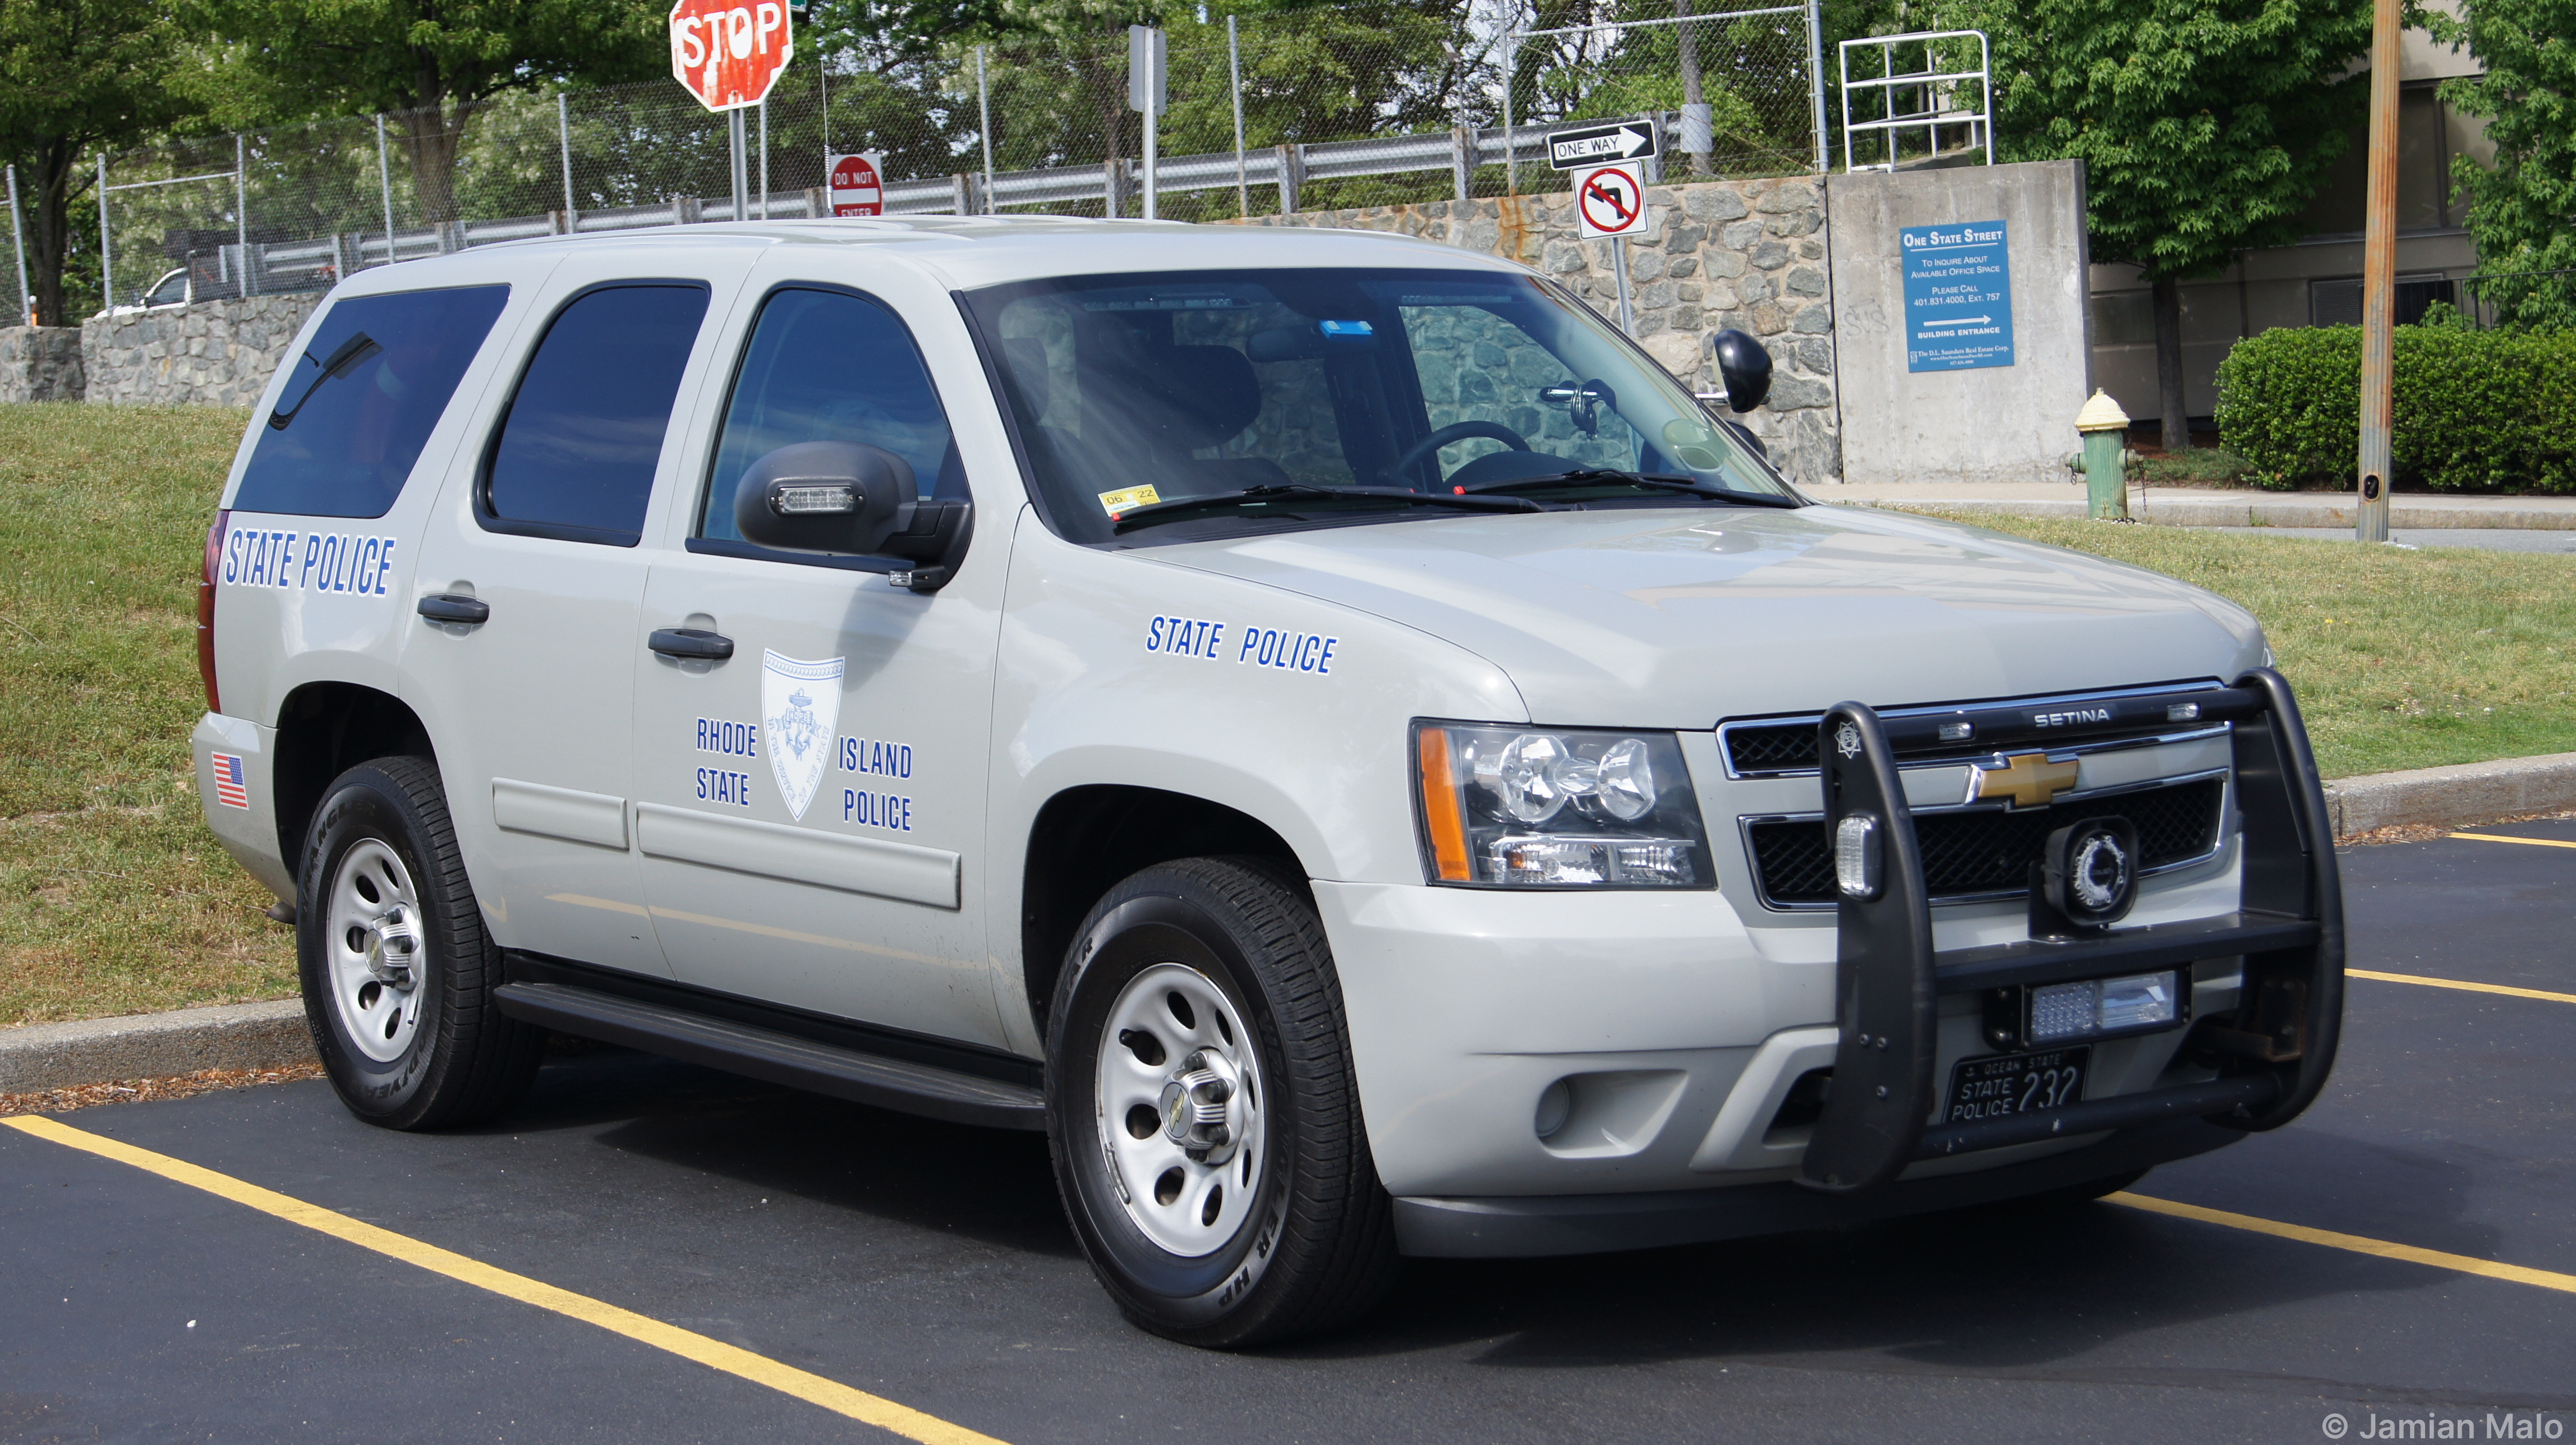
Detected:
left=1413, top=722, right=1713, bottom=888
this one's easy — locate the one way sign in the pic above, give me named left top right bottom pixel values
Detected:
left=1548, top=121, right=1657, bottom=171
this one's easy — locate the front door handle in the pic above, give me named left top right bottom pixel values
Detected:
left=648, top=627, right=734, bottom=661
left=416, top=593, right=490, bottom=625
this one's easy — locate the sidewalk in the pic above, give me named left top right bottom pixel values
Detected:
left=1801, top=481, right=2576, bottom=531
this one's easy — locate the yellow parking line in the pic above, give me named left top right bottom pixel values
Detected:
left=0, top=1115, right=1008, bottom=1445
left=2348, top=968, right=2576, bottom=1006
left=2112, top=1193, right=2576, bottom=1296
left=2448, top=831, right=2576, bottom=850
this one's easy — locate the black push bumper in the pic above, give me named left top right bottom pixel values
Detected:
left=1800, top=666, right=2345, bottom=1191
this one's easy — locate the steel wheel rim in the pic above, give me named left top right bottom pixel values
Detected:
left=1094, top=961, right=1267, bottom=1259
left=326, top=837, right=426, bottom=1064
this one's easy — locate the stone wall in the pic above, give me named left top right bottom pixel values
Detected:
left=0, top=326, right=85, bottom=403
left=1229, top=178, right=1841, bottom=485
left=79, top=293, right=321, bottom=407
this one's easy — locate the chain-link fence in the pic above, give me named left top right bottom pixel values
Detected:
left=86, top=0, right=1821, bottom=313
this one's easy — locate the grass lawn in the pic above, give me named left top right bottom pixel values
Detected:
left=1, top=404, right=295, bottom=1026
left=1916, top=510, right=2576, bottom=779
left=3, top=401, right=2573, bottom=1025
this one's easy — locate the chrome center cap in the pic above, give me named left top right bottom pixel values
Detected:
left=364, top=904, right=420, bottom=987
left=1157, top=1048, right=1243, bottom=1165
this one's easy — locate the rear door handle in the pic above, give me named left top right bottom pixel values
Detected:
left=648, top=627, right=734, bottom=661
left=416, top=593, right=490, bottom=625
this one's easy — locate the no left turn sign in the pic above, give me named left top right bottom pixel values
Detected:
left=1574, top=162, right=1653, bottom=241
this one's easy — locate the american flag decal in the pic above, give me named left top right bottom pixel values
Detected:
left=212, top=753, right=250, bottom=809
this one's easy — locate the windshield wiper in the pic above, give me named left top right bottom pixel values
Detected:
left=1111, top=482, right=1548, bottom=533
left=1460, top=468, right=1804, bottom=509
left=267, top=331, right=383, bottom=431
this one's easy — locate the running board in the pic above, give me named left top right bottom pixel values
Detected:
left=494, top=981, right=1046, bottom=1131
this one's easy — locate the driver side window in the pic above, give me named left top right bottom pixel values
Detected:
left=1399, top=305, right=1637, bottom=473
left=700, top=286, right=963, bottom=545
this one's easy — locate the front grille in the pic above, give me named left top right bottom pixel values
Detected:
left=1745, top=776, right=2228, bottom=908
left=1723, top=717, right=2181, bottom=777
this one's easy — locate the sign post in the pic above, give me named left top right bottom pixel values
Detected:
left=1553, top=123, right=1659, bottom=337
left=669, top=0, right=797, bottom=221
left=1129, top=25, right=1166, bottom=220
left=1898, top=220, right=2015, bottom=372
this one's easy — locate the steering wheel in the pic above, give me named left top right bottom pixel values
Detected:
left=1387, top=420, right=1533, bottom=484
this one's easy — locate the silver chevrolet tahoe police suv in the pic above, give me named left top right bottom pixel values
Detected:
left=191, top=217, right=2344, bottom=1346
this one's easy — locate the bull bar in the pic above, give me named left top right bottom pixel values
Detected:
left=1800, top=667, right=2347, bottom=1193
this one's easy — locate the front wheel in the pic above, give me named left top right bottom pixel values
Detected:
left=1046, top=858, right=1397, bottom=1347
left=297, top=756, right=544, bottom=1130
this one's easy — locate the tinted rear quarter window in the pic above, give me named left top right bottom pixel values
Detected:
left=232, top=285, right=510, bottom=518
left=483, top=283, right=710, bottom=545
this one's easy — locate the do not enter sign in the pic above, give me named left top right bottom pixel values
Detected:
left=669, top=0, right=795, bottom=112
left=1574, top=162, right=1654, bottom=241
left=827, top=153, right=886, bottom=216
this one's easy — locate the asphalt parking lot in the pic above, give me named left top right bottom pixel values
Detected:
left=5, top=825, right=2571, bottom=1445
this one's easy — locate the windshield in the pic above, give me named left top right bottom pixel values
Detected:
left=960, top=268, right=1795, bottom=543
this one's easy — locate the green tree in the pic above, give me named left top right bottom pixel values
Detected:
left=203, top=0, right=671, bottom=225
left=2434, top=0, right=2576, bottom=328
left=0, top=0, right=201, bottom=324
left=1965, top=0, right=2375, bottom=448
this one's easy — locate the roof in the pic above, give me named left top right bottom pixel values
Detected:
left=446, top=214, right=1528, bottom=292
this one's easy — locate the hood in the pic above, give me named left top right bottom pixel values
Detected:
left=1152, top=504, right=2267, bottom=728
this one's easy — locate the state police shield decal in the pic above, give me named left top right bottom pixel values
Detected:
left=761, top=650, right=844, bottom=821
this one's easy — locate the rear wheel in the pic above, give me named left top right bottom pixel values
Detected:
left=297, top=757, right=543, bottom=1130
left=1046, top=858, right=1397, bottom=1347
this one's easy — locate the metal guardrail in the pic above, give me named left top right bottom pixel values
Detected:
left=195, top=118, right=1682, bottom=297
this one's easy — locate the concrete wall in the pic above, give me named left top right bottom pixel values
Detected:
left=0, top=326, right=85, bottom=403
left=1827, top=160, right=2092, bottom=486
left=79, top=293, right=320, bottom=407
left=1230, top=177, right=1843, bottom=486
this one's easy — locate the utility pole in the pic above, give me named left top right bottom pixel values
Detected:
left=2355, top=0, right=2400, bottom=543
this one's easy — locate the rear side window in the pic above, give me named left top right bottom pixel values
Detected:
left=482, top=283, right=710, bottom=546
left=232, top=285, right=509, bottom=519
left=698, top=286, right=963, bottom=545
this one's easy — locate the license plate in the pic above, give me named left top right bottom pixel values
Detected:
left=1944, top=1047, right=2091, bottom=1125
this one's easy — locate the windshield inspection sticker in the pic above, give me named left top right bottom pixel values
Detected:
left=220, top=528, right=398, bottom=595
left=1100, top=484, right=1160, bottom=517
left=762, top=651, right=845, bottom=822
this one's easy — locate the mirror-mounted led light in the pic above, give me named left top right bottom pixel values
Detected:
left=1833, top=813, right=1882, bottom=900
left=2166, top=702, right=2201, bottom=722
left=772, top=484, right=859, bottom=515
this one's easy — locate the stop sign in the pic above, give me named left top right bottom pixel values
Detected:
left=669, top=0, right=794, bottom=112
left=827, top=153, right=884, bottom=216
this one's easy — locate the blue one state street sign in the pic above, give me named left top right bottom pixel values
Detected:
left=1900, top=220, right=2014, bottom=372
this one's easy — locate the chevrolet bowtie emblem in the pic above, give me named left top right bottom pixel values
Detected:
left=1972, top=752, right=2081, bottom=809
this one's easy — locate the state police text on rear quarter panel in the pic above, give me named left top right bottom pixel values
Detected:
left=188, top=215, right=2344, bottom=1348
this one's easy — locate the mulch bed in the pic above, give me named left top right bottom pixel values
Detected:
left=0, top=1062, right=325, bottom=1118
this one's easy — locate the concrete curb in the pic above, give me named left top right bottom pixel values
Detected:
left=2323, top=751, right=2576, bottom=837
left=11, top=752, right=2576, bottom=1094
left=0, top=1000, right=312, bottom=1094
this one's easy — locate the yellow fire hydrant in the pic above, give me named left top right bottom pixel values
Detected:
left=2070, top=389, right=2138, bottom=521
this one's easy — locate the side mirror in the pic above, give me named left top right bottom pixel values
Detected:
left=732, top=440, right=973, bottom=591
left=1706, top=329, right=1772, bottom=413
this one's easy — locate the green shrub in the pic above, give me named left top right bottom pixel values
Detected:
left=2214, top=324, right=2576, bottom=492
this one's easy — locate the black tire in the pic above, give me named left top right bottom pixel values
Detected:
left=296, top=756, right=544, bottom=1131
left=1046, top=858, right=1398, bottom=1347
